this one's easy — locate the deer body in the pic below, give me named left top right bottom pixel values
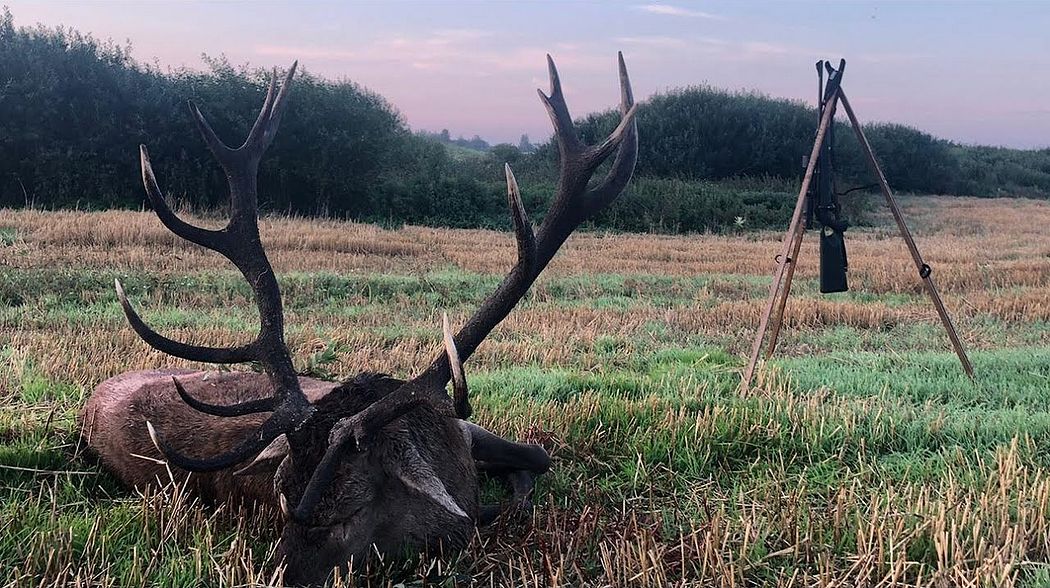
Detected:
left=83, top=369, right=482, bottom=583
left=80, top=369, right=335, bottom=506
left=82, top=53, right=637, bottom=585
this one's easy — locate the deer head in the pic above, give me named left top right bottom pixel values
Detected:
left=114, top=55, right=637, bottom=585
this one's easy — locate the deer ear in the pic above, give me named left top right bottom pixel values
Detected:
left=233, top=434, right=290, bottom=476
left=385, top=437, right=469, bottom=519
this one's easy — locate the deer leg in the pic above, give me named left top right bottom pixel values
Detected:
left=458, top=421, right=549, bottom=474
left=477, top=468, right=538, bottom=526
left=477, top=469, right=540, bottom=526
left=460, top=421, right=549, bottom=525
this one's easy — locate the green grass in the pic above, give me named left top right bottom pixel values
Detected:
left=0, top=227, right=16, bottom=246
left=3, top=260, right=1050, bottom=585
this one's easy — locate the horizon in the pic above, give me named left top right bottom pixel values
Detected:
left=6, top=1, right=1048, bottom=150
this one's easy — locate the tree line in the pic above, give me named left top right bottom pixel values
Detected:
left=566, top=86, right=1050, bottom=199
left=2, top=9, right=1048, bottom=234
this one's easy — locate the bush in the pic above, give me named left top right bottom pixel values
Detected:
left=3, top=8, right=1048, bottom=235
left=0, top=9, right=449, bottom=216
left=559, top=85, right=1050, bottom=199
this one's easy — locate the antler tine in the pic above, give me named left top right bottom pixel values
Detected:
left=505, top=164, right=536, bottom=270
left=257, top=61, right=298, bottom=152
left=243, top=68, right=279, bottom=150
left=147, top=420, right=283, bottom=472
left=172, top=376, right=277, bottom=417
left=190, top=101, right=235, bottom=167
left=586, top=52, right=639, bottom=208
left=152, top=365, right=310, bottom=469
left=537, top=55, right=582, bottom=154
left=443, top=312, right=470, bottom=420
left=115, top=279, right=256, bottom=364
left=583, top=102, right=639, bottom=168
left=140, top=146, right=225, bottom=250
left=545, top=54, right=564, bottom=100
left=286, top=433, right=343, bottom=522
left=190, top=61, right=298, bottom=172
left=583, top=53, right=638, bottom=169
left=616, top=51, right=634, bottom=114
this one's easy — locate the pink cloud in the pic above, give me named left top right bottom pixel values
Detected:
left=634, top=3, right=725, bottom=20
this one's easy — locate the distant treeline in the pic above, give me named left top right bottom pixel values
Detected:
left=567, top=88, right=1050, bottom=199
left=2, top=10, right=1049, bottom=235
left=417, top=129, right=537, bottom=155
left=417, top=129, right=492, bottom=152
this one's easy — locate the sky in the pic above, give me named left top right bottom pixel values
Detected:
left=7, top=1, right=1049, bottom=149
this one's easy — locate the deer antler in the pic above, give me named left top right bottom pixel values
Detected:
left=444, top=312, right=470, bottom=420
left=288, top=53, right=638, bottom=521
left=117, top=63, right=314, bottom=471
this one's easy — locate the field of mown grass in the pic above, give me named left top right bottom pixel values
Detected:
left=1, top=195, right=1049, bottom=587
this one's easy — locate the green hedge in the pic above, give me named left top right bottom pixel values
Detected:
left=2, top=9, right=1047, bottom=236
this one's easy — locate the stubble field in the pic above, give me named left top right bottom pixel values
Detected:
left=1, top=195, right=1050, bottom=587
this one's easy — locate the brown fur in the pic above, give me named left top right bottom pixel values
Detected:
left=79, top=369, right=336, bottom=507
left=275, top=372, right=478, bottom=584
left=80, top=369, right=481, bottom=585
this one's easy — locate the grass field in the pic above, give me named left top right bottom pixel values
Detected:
left=1, top=195, right=1050, bottom=587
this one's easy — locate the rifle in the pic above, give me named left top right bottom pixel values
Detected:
left=806, top=59, right=849, bottom=293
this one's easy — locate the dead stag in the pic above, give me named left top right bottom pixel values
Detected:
left=81, top=54, right=638, bottom=585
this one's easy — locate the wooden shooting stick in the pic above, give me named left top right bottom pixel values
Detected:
left=741, top=82, right=975, bottom=392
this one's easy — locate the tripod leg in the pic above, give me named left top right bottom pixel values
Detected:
left=767, top=221, right=806, bottom=357
left=742, top=90, right=840, bottom=392
left=838, top=91, right=975, bottom=380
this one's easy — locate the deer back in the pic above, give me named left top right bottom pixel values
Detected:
left=80, top=369, right=337, bottom=507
